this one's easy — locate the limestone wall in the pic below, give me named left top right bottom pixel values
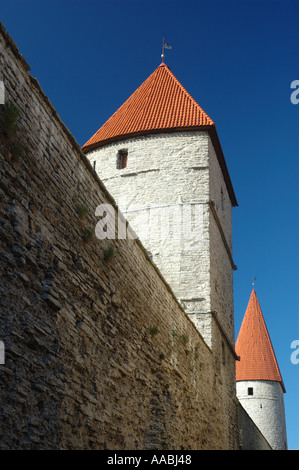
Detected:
left=87, top=132, right=211, bottom=320
left=86, top=123, right=236, bottom=350
left=86, top=129, right=239, bottom=449
left=208, top=138, right=235, bottom=343
left=237, top=380, right=287, bottom=450
left=0, top=21, right=241, bottom=450
left=238, top=403, right=272, bottom=450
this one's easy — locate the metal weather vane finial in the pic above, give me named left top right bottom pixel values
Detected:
left=252, top=276, right=257, bottom=287
left=161, top=38, right=172, bottom=63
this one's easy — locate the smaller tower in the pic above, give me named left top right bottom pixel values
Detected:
left=236, top=289, right=287, bottom=450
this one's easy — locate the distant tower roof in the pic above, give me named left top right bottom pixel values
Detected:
left=236, top=289, right=285, bottom=392
left=82, top=63, right=237, bottom=206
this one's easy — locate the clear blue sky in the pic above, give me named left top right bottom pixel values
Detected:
left=1, top=0, right=298, bottom=450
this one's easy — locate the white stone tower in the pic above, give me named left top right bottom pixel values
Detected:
left=236, top=289, right=287, bottom=450
left=82, top=62, right=238, bottom=353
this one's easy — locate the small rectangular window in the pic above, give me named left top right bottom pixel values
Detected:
left=117, top=149, right=128, bottom=169
left=248, top=387, right=253, bottom=396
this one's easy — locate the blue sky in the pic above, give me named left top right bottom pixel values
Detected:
left=1, top=0, right=298, bottom=450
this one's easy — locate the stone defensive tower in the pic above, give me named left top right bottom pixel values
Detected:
left=82, top=62, right=238, bottom=356
left=236, top=289, right=287, bottom=450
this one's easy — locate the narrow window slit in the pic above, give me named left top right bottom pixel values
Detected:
left=117, top=149, right=128, bottom=169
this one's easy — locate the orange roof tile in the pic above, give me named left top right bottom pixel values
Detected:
left=235, top=289, right=285, bottom=392
left=82, top=63, right=238, bottom=206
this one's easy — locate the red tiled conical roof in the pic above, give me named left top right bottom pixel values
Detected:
left=235, top=289, right=285, bottom=392
left=82, top=63, right=238, bottom=206
left=82, top=63, right=214, bottom=150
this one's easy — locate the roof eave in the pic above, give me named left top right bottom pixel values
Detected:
left=82, top=125, right=213, bottom=151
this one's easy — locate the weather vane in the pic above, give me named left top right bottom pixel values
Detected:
left=161, top=38, right=172, bottom=63
left=252, top=276, right=257, bottom=287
